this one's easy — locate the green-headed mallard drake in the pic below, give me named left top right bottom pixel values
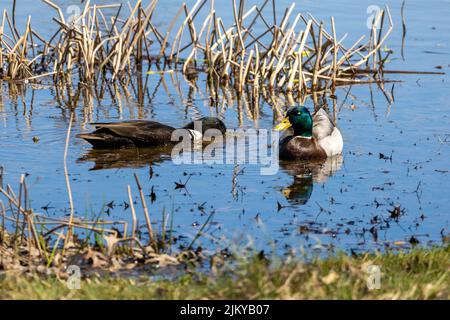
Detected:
left=274, top=106, right=343, bottom=160
left=77, top=117, right=226, bottom=149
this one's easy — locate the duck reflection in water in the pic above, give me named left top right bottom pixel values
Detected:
left=77, top=139, right=225, bottom=170
left=77, top=147, right=172, bottom=170
left=280, top=155, right=343, bottom=205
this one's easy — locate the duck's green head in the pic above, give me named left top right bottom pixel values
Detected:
left=274, top=106, right=313, bottom=137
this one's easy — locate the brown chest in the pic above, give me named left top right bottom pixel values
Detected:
left=279, top=136, right=327, bottom=160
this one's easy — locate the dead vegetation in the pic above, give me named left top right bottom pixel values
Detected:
left=0, top=0, right=401, bottom=99
left=1, top=245, right=448, bottom=299
left=0, top=168, right=210, bottom=275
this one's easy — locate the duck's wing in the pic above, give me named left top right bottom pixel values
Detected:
left=92, top=120, right=175, bottom=141
left=312, top=108, right=334, bottom=140
left=312, top=109, right=343, bottom=157
left=79, top=121, right=176, bottom=148
left=91, top=120, right=148, bottom=128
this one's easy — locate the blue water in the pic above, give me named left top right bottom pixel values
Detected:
left=0, top=0, right=449, bottom=255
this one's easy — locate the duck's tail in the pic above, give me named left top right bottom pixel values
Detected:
left=312, top=108, right=334, bottom=140
left=76, top=133, right=108, bottom=148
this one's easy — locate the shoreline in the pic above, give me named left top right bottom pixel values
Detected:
left=1, top=245, right=448, bottom=300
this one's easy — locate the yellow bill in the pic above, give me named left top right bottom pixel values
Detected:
left=274, top=117, right=292, bottom=131
left=282, top=188, right=292, bottom=198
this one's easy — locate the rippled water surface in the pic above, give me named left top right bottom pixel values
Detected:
left=0, top=0, right=449, bottom=255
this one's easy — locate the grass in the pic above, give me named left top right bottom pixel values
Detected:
left=1, top=246, right=448, bottom=300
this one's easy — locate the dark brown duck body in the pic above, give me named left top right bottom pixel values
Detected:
left=279, top=136, right=327, bottom=160
left=77, top=120, right=176, bottom=148
left=76, top=117, right=226, bottom=149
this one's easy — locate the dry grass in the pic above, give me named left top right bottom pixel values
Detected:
left=0, top=246, right=448, bottom=299
left=0, top=169, right=209, bottom=276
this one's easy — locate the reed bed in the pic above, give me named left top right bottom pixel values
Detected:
left=0, top=0, right=399, bottom=98
left=1, top=60, right=398, bottom=132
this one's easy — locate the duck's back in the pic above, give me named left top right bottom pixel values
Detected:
left=77, top=121, right=176, bottom=148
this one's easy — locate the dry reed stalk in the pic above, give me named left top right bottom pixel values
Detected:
left=347, top=8, right=393, bottom=71
left=134, top=174, right=154, bottom=244
left=127, top=185, right=137, bottom=250
left=62, top=112, right=75, bottom=252
left=0, top=200, right=5, bottom=245
left=312, top=23, right=324, bottom=90
left=232, top=0, right=246, bottom=58
left=120, top=1, right=158, bottom=72
left=331, top=17, right=337, bottom=91
left=1, top=179, right=43, bottom=257
left=171, top=0, right=202, bottom=64
left=269, top=13, right=301, bottom=89
left=289, top=19, right=311, bottom=91
left=43, top=0, right=65, bottom=24
left=160, top=6, right=184, bottom=58
left=13, top=174, right=24, bottom=242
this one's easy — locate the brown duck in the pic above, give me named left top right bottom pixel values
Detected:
left=77, top=117, right=226, bottom=149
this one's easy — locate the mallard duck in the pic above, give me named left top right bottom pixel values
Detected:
left=77, top=117, right=226, bottom=149
left=274, top=106, right=343, bottom=160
